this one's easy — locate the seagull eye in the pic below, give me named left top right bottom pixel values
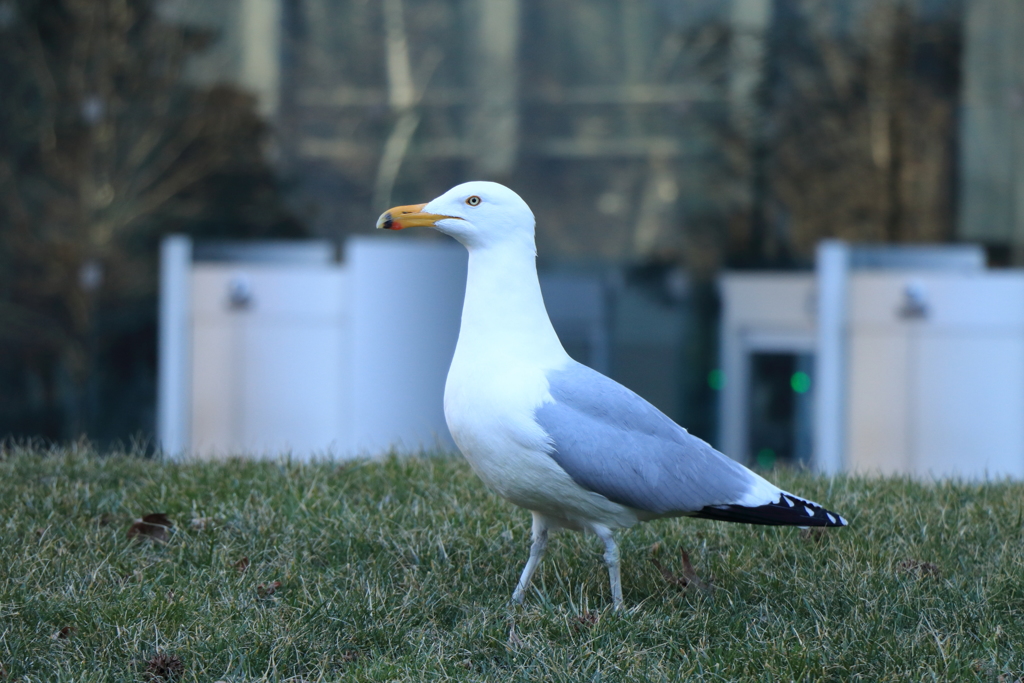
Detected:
left=466, top=195, right=481, bottom=206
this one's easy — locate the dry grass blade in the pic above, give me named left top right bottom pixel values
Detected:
left=650, top=557, right=676, bottom=584
left=800, top=528, right=826, bottom=543
left=573, top=610, right=599, bottom=631
left=651, top=548, right=713, bottom=593
left=256, top=580, right=281, bottom=598
left=679, top=549, right=714, bottom=592
left=127, top=513, right=173, bottom=543
left=145, top=652, right=183, bottom=681
left=896, top=559, right=941, bottom=578
left=53, top=626, right=74, bottom=639
left=233, top=556, right=250, bottom=573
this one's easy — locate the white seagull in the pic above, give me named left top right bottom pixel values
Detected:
left=377, top=181, right=847, bottom=609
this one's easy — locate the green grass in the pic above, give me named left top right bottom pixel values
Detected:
left=1, top=444, right=1023, bottom=682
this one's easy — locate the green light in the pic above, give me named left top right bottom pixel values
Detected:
left=791, top=371, right=811, bottom=394
left=708, top=369, right=725, bottom=391
left=756, top=448, right=776, bottom=469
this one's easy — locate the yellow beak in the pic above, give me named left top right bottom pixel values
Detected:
left=375, top=203, right=457, bottom=230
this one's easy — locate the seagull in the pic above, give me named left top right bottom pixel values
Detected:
left=377, top=181, right=847, bottom=609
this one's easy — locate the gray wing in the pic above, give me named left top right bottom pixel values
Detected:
left=534, top=361, right=765, bottom=516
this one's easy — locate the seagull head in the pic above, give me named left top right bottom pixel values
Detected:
left=375, top=181, right=535, bottom=250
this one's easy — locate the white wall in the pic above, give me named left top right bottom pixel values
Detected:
left=348, top=236, right=467, bottom=455
left=159, top=235, right=467, bottom=459
left=846, top=272, right=1024, bottom=479
left=189, top=264, right=349, bottom=457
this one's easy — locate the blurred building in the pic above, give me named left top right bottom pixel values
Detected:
left=959, top=0, right=1024, bottom=260
left=156, top=0, right=745, bottom=434
left=160, top=0, right=735, bottom=260
left=14, top=0, right=1023, bottom=454
left=148, top=0, right=1024, bottom=473
left=719, top=242, right=1024, bottom=479
left=155, top=0, right=979, bottom=257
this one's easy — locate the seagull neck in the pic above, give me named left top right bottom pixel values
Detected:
left=458, top=242, right=567, bottom=364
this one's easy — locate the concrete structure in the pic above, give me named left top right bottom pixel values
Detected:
left=158, top=235, right=466, bottom=458
left=719, top=243, right=1024, bottom=479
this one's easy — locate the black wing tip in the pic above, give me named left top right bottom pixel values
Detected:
left=693, top=493, right=848, bottom=528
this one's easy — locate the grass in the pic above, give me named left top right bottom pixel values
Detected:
left=1, top=444, right=1023, bottom=682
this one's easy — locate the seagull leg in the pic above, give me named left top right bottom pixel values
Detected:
left=593, top=525, right=623, bottom=610
left=511, top=512, right=549, bottom=605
